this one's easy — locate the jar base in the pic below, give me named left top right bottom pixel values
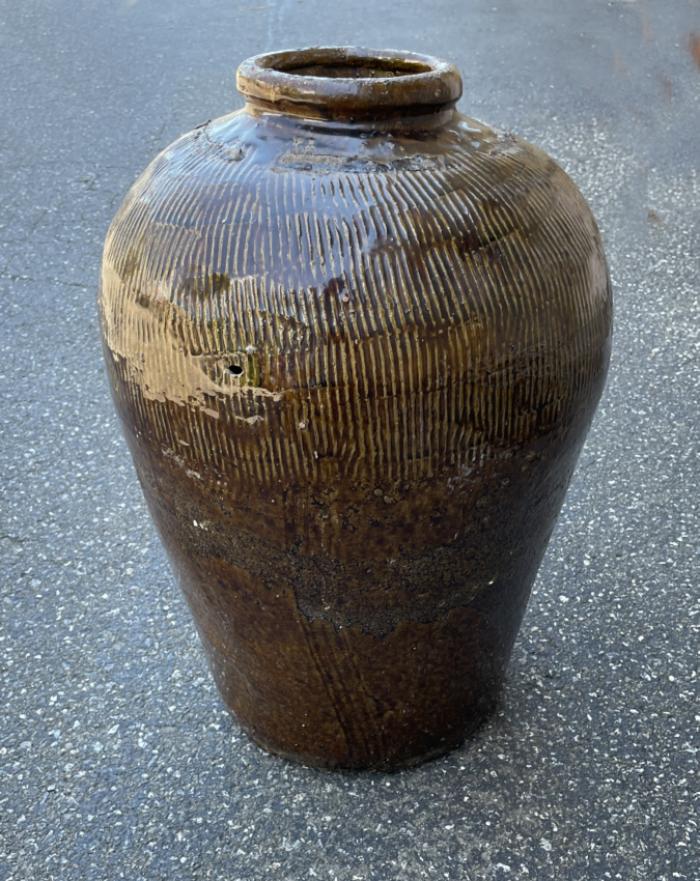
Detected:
left=230, top=692, right=501, bottom=772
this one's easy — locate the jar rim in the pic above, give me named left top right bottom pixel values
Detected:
left=236, top=46, right=462, bottom=119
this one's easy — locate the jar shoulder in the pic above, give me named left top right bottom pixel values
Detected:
left=102, top=108, right=606, bottom=298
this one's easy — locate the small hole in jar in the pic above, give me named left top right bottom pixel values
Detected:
left=227, top=363, right=243, bottom=376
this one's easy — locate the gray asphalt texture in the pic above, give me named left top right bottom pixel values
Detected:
left=1, top=1, right=698, bottom=879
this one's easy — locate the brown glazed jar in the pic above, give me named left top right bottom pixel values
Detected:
left=100, top=48, right=612, bottom=770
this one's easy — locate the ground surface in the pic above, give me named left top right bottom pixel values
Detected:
left=1, top=1, right=698, bottom=879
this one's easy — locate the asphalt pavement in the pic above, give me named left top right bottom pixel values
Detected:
left=1, top=1, right=698, bottom=879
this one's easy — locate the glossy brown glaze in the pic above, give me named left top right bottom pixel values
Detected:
left=99, top=47, right=612, bottom=770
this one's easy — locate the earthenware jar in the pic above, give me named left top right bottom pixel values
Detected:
left=100, top=47, right=612, bottom=770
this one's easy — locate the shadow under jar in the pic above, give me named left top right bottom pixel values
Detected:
left=99, top=47, right=612, bottom=770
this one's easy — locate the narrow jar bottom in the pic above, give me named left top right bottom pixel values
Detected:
left=223, top=682, right=503, bottom=772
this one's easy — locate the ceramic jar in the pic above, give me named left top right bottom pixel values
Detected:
left=100, top=47, right=612, bottom=769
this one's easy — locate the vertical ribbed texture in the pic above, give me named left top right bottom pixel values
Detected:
left=101, top=110, right=611, bottom=524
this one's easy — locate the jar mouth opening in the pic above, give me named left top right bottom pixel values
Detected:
left=236, top=47, right=462, bottom=120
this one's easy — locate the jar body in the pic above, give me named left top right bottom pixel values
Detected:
left=100, top=102, right=611, bottom=769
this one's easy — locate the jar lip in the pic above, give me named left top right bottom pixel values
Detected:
left=236, top=46, right=462, bottom=118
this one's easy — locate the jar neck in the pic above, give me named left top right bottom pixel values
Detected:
left=242, top=96, right=459, bottom=134
left=236, top=47, right=462, bottom=134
